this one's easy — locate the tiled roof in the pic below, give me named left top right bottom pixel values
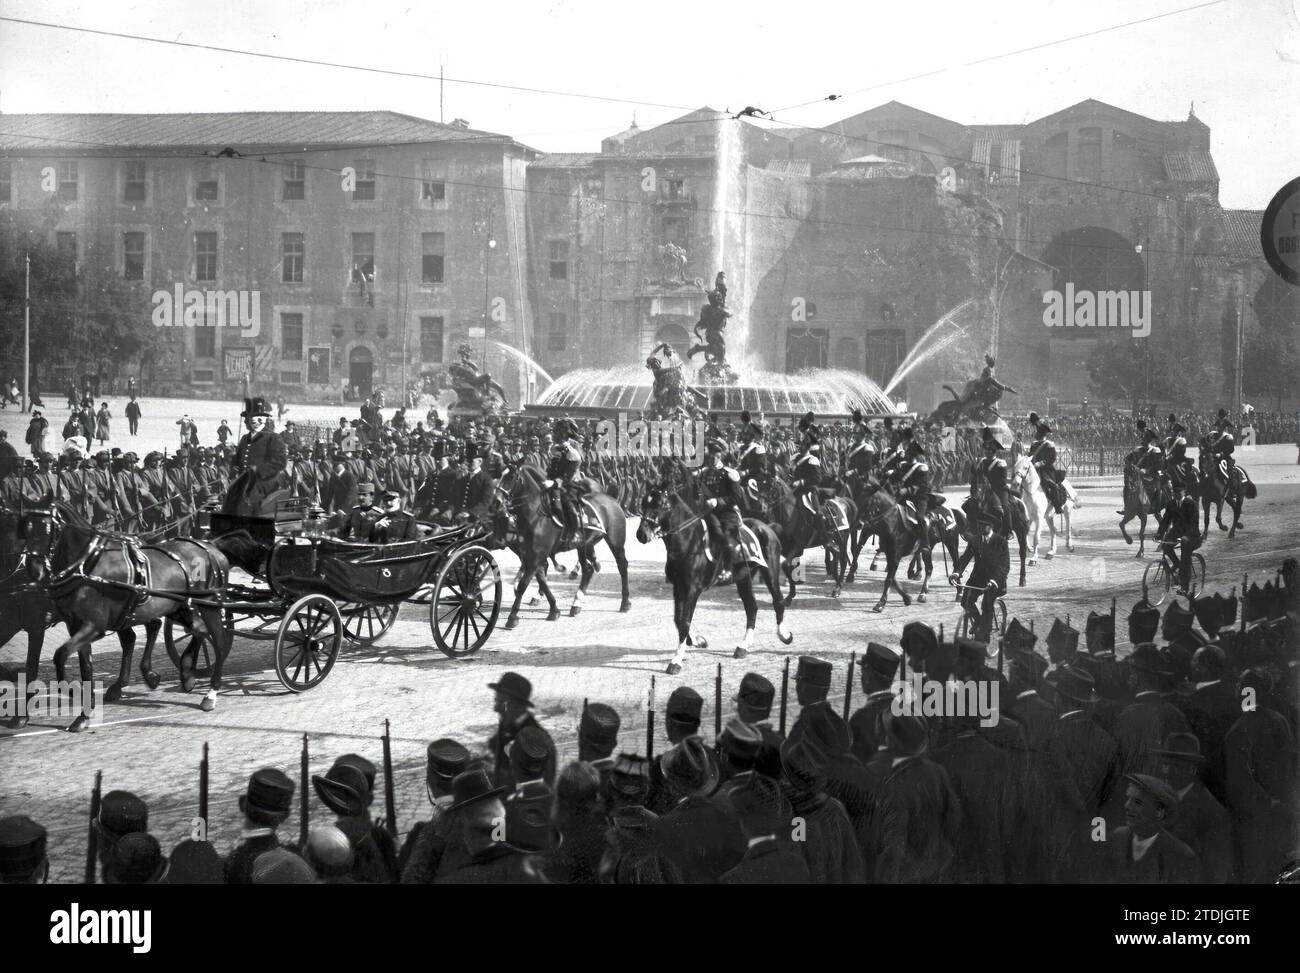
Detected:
left=1163, top=150, right=1218, bottom=183
left=533, top=153, right=600, bottom=168
left=967, top=125, right=1025, bottom=140
left=765, top=159, right=811, bottom=176
left=1221, top=209, right=1262, bottom=258
left=0, top=112, right=520, bottom=152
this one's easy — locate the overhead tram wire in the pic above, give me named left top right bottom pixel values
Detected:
left=766, top=0, right=1232, bottom=114
left=0, top=129, right=1249, bottom=265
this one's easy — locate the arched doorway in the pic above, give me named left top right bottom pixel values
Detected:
left=1041, top=226, right=1144, bottom=296
left=653, top=322, right=691, bottom=359
left=349, top=345, right=374, bottom=396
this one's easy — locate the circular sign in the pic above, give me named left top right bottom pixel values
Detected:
left=1260, top=176, right=1300, bottom=286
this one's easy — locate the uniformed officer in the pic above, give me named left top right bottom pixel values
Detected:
left=844, top=409, right=879, bottom=484
left=735, top=411, right=769, bottom=516
left=368, top=489, right=419, bottom=543
left=698, top=437, right=744, bottom=564
left=94, top=790, right=150, bottom=882
left=1028, top=420, right=1066, bottom=513
left=894, top=430, right=932, bottom=527
left=338, top=482, right=381, bottom=540
left=542, top=419, right=587, bottom=541
left=1205, top=408, right=1236, bottom=482
left=849, top=642, right=903, bottom=763
left=791, top=413, right=823, bottom=512
left=1162, top=420, right=1195, bottom=492
left=972, top=427, right=1013, bottom=536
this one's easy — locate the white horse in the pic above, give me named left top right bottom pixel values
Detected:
left=1011, top=455, right=1079, bottom=562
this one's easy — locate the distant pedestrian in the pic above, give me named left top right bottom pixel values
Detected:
left=8, top=380, right=19, bottom=407
left=125, top=397, right=142, bottom=436
left=96, top=402, right=111, bottom=444
left=26, top=410, right=49, bottom=457
left=217, top=420, right=232, bottom=445
left=0, top=430, right=19, bottom=477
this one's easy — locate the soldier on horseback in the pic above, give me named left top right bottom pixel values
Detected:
left=735, top=411, right=769, bottom=516
left=1028, top=420, right=1066, bottom=514
left=1163, top=419, right=1196, bottom=491
left=542, top=418, right=588, bottom=544
left=697, top=437, right=744, bottom=564
left=790, top=413, right=823, bottom=512
left=971, top=427, right=1012, bottom=536
left=894, top=429, right=931, bottom=528
left=844, top=409, right=879, bottom=484
left=1205, top=408, right=1237, bottom=483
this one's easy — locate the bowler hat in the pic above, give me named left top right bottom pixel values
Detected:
left=900, top=621, right=937, bottom=661
left=304, top=826, right=354, bottom=878
left=1128, top=642, right=1171, bottom=676
left=728, top=773, right=788, bottom=832
left=426, top=738, right=471, bottom=784
left=865, top=642, right=902, bottom=681
left=105, top=832, right=167, bottom=884
left=1052, top=665, right=1100, bottom=704
left=163, top=839, right=223, bottom=884
left=98, top=790, right=149, bottom=841
left=334, top=754, right=377, bottom=792
left=660, top=736, right=719, bottom=798
left=1085, top=611, right=1115, bottom=654
left=579, top=702, right=621, bottom=750
left=1152, top=731, right=1206, bottom=764
left=312, top=762, right=371, bottom=818
left=1124, top=773, right=1179, bottom=811
left=445, top=768, right=510, bottom=814
left=251, top=847, right=316, bottom=884
left=606, top=753, right=652, bottom=800
left=734, top=671, right=775, bottom=712
left=1129, top=599, right=1161, bottom=644
left=717, top=718, right=763, bottom=763
left=665, top=686, right=703, bottom=724
left=795, top=656, right=832, bottom=687
left=488, top=671, right=534, bottom=707
left=240, top=768, right=295, bottom=824
left=0, top=815, right=47, bottom=879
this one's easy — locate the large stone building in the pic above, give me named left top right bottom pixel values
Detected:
left=0, top=112, right=536, bottom=400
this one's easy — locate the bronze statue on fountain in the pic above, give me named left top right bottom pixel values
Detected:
left=645, top=343, right=704, bottom=420
left=448, top=343, right=510, bottom=416
left=928, top=353, right=1018, bottom=427
left=688, top=271, right=740, bottom=386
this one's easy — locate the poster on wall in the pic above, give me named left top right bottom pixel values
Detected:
left=224, top=348, right=252, bottom=381
left=307, top=347, right=331, bottom=385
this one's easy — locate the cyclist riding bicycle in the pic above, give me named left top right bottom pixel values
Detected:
left=1156, top=479, right=1201, bottom=594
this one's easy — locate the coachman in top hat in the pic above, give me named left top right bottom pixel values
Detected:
left=222, top=396, right=289, bottom=517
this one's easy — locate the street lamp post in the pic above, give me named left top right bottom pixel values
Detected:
left=1136, top=238, right=1149, bottom=409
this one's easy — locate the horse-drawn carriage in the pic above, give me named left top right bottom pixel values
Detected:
left=174, top=499, right=503, bottom=692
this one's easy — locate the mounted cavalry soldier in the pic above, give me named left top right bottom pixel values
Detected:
left=1205, top=408, right=1236, bottom=483
left=542, top=418, right=588, bottom=544
left=222, top=397, right=289, bottom=518
left=844, top=409, right=879, bottom=484
left=735, top=411, right=769, bottom=516
left=697, top=436, right=745, bottom=564
left=894, top=428, right=932, bottom=528
left=791, top=413, right=823, bottom=512
left=971, top=427, right=1012, bottom=536
left=1163, top=419, right=1196, bottom=491
left=1027, top=420, right=1066, bottom=513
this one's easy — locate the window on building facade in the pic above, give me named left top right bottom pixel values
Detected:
left=123, top=232, right=145, bottom=280
left=1077, top=127, right=1102, bottom=180
left=194, top=318, right=216, bottom=358
left=421, top=232, right=445, bottom=283
left=0, top=161, right=10, bottom=202
left=352, top=233, right=375, bottom=284
left=420, top=316, right=444, bottom=363
left=548, top=311, right=567, bottom=351
left=195, top=232, right=218, bottom=282
left=422, top=179, right=445, bottom=201
left=662, top=216, right=688, bottom=248
left=865, top=329, right=908, bottom=389
left=662, top=178, right=685, bottom=200
left=56, top=232, right=77, bottom=265
left=352, top=160, right=376, bottom=200
left=195, top=168, right=219, bottom=202
left=282, top=233, right=304, bottom=283
left=58, top=162, right=78, bottom=201
left=549, top=240, right=569, bottom=279
left=281, top=313, right=304, bottom=361
left=283, top=161, right=305, bottom=200
left=124, top=160, right=146, bottom=202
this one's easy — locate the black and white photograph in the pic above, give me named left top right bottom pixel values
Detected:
left=0, top=0, right=1296, bottom=943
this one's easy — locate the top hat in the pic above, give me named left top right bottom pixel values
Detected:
left=488, top=671, right=534, bottom=707
left=98, top=790, right=149, bottom=841
left=1085, top=611, right=1115, bottom=653
left=579, top=702, right=621, bottom=750
left=241, top=396, right=272, bottom=418
left=717, top=718, right=763, bottom=763
left=1052, top=665, right=1100, bottom=704
left=1046, top=618, right=1079, bottom=661
left=734, top=671, right=775, bottom=712
left=660, top=736, right=719, bottom=798
left=795, top=656, right=832, bottom=688
left=312, top=761, right=371, bottom=818
left=901, top=620, right=938, bottom=661
left=666, top=686, right=703, bottom=724
left=0, top=815, right=47, bottom=879
left=865, top=642, right=902, bottom=681
left=240, top=768, right=295, bottom=823
left=1123, top=773, right=1179, bottom=811
left=445, top=769, right=511, bottom=814
left=1005, top=617, right=1037, bottom=653
left=1152, top=731, right=1205, bottom=765
left=105, top=832, right=167, bottom=884
left=1129, top=599, right=1161, bottom=644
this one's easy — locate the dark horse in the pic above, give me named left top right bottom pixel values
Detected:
left=856, top=477, right=964, bottom=613
left=490, top=467, right=630, bottom=630
left=20, top=501, right=264, bottom=731
left=1118, top=460, right=1168, bottom=557
left=636, top=479, right=792, bottom=675
left=1197, top=441, right=1254, bottom=541
left=766, top=476, right=856, bottom=604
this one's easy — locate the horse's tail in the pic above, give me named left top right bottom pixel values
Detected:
left=210, top=529, right=268, bottom=575
left=1240, top=469, right=1258, bottom=499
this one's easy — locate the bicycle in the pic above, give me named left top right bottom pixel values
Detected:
left=1143, top=539, right=1206, bottom=606
left=948, top=575, right=1007, bottom=643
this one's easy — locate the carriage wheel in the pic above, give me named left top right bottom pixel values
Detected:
left=431, top=545, right=501, bottom=658
left=341, top=602, right=401, bottom=646
left=164, top=618, right=213, bottom=677
left=273, top=594, right=342, bottom=692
